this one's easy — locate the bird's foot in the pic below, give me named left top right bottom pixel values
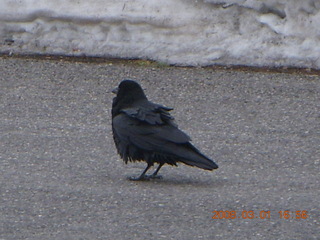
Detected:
left=147, top=174, right=163, bottom=180
left=128, top=174, right=163, bottom=181
left=128, top=175, right=150, bottom=181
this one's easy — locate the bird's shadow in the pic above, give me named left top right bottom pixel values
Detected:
left=125, top=175, right=228, bottom=189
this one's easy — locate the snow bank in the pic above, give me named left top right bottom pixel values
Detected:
left=1, top=0, right=320, bottom=68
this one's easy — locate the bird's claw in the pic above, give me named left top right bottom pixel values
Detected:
left=128, top=174, right=163, bottom=181
left=128, top=176, right=150, bottom=181
left=148, top=174, right=163, bottom=180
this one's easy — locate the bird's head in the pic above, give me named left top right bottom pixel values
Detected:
left=112, top=80, right=147, bottom=115
left=112, top=79, right=147, bottom=100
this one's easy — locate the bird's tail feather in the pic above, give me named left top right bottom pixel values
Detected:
left=173, top=143, right=218, bottom=170
left=180, top=154, right=218, bottom=170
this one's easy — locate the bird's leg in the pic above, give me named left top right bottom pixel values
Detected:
left=128, top=163, right=152, bottom=181
left=148, top=163, right=164, bottom=179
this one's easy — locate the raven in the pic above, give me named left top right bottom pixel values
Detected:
left=112, top=80, right=218, bottom=180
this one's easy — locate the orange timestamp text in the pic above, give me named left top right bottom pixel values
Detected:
left=212, top=210, right=308, bottom=220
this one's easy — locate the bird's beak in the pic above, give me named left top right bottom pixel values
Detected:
left=112, top=87, right=119, bottom=94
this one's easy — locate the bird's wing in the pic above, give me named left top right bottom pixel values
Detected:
left=120, top=101, right=174, bottom=125
left=112, top=113, right=191, bottom=152
left=113, top=113, right=218, bottom=170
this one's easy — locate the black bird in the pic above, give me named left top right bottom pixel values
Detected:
left=112, top=80, right=218, bottom=180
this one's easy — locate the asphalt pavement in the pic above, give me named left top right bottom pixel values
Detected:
left=0, top=56, right=319, bottom=239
